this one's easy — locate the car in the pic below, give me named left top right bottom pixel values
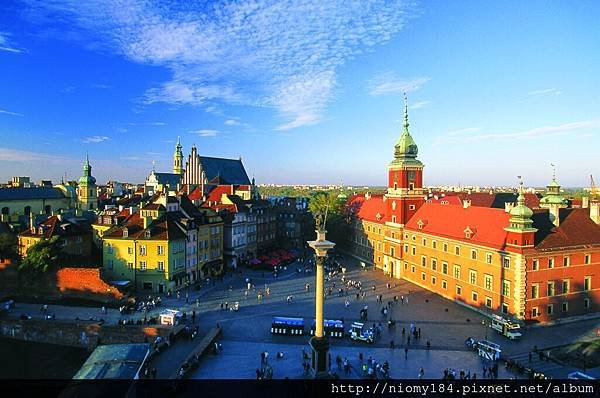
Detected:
left=19, top=314, right=32, bottom=320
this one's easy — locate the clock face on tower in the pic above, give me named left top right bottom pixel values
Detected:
left=408, top=171, right=416, bottom=180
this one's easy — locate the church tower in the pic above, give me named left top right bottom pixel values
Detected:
left=539, top=166, right=568, bottom=226
left=385, top=94, right=425, bottom=226
left=77, top=155, right=97, bottom=210
left=504, top=179, right=537, bottom=249
left=173, top=137, right=184, bottom=175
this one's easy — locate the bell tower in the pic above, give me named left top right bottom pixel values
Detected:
left=385, top=94, right=425, bottom=226
left=173, top=137, right=184, bottom=175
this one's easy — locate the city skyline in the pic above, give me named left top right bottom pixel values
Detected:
left=1, top=0, right=599, bottom=186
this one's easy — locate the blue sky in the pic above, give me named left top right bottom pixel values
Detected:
left=0, top=0, right=599, bottom=187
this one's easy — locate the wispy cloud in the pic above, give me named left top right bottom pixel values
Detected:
left=0, top=147, right=67, bottom=163
left=224, top=119, right=240, bottom=126
left=0, top=32, right=24, bottom=53
left=61, top=86, right=76, bottom=93
left=410, top=100, right=430, bottom=110
left=24, top=1, right=415, bottom=130
left=91, top=83, right=112, bottom=89
left=191, top=129, right=218, bottom=137
left=83, top=135, right=110, bottom=143
left=120, top=156, right=141, bottom=161
left=436, top=120, right=600, bottom=145
left=0, top=108, right=24, bottom=117
left=368, top=73, right=430, bottom=96
left=528, top=88, right=562, bottom=96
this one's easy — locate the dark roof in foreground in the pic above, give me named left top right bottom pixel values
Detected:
left=0, top=187, right=66, bottom=201
left=199, top=156, right=251, bottom=185
left=73, top=343, right=149, bottom=380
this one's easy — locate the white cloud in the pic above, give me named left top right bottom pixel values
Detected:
left=437, top=120, right=600, bottom=145
left=368, top=73, right=430, bottom=96
left=0, top=32, right=23, bottom=53
left=0, top=108, right=24, bottom=117
left=23, top=1, right=415, bottom=130
left=120, top=156, right=141, bottom=161
left=91, top=83, right=112, bottom=89
left=0, top=147, right=67, bottom=163
left=83, top=135, right=110, bottom=143
left=528, top=88, right=563, bottom=96
left=224, top=119, right=240, bottom=126
left=409, top=100, right=430, bottom=110
left=191, top=129, right=218, bottom=137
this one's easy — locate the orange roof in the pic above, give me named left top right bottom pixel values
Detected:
left=204, top=185, right=234, bottom=204
left=348, top=194, right=387, bottom=224
left=405, top=203, right=510, bottom=249
left=188, top=186, right=204, bottom=201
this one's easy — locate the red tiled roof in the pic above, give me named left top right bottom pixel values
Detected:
left=533, top=208, right=600, bottom=250
left=426, top=195, right=463, bottom=206
left=405, top=203, right=510, bottom=249
left=204, top=185, right=234, bottom=204
left=188, top=186, right=204, bottom=201
left=348, top=194, right=387, bottom=224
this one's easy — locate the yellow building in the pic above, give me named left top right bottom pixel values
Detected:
left=102, top=204, right=187, bottom=293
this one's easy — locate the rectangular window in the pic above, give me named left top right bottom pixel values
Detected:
left=411, top=265, right=416, bottom=273
left=456, top=285, right=462, bottom=296
left=584, top=298, right=591, bottom=309
left=442, top=280, right=447, bottom=290
left=431, top=276, right=436, bottom=285
left=469, top=270, right=477, bottom=285
left=140, top=245, right=147, bottom=255
left=531, top=284, right=539, bottom=299
left=443, top=243, right=448, bottom=252
left=585, top=254, right=591, bottom=265
left=562, top=280, right=570, bottom=294
left=442, top=262, right=448, bottom=275
left=472, top=291, right=478, bottom=302
left=484, top=275, right=493, bottom=291
left=562, top=302, right=568, bottom=312
left=547, top=282, right=555, bottom=297
left=404, top=244, right=409, bottom=253
left=532, top=307, right=539, bottom=317
left=532, top=259, right=539, bottom=270
left=453, top=265, right=461, bottom=279
left=584, top=276, right=591, bottom=291
left=502, top=280, right=510, bottom=297
left=547, top=304, right=553, bottom=315
left=157, top=261, right=164, bottom=271
left=157, top=245, right=164, bottom=255
left=421, top=256, right=427, bottom=267
left=140, top=261, right=146, bottom=271
left=127, top=247, right=133, bottom=254
left=432, top=241, right=437, bottom=249
left=390, top=247, right=395, bottom=257
left=501, top=303, right=509, bottom=314
left=411, top=246, right=416, bottom=256
left=503, top=257, right=510, bottom=269
left=431, top=258, right=437, bottom=271
left=486, top=253, right=492, bottom=264
left=485, top=297, right=492, bottom=308
left=391, top=215, right=397, bottom=223
left=548, top=258, right=554, bottom=269
left=563, top=256, right=570, bottom=267
left=422, top=238, right=427, bottom=246
left=455, top=246, right=460, bottom=255
left=421, top=272, right=426, bottom=281
left=127, top=262, right=134, bottom=269
left=471, top=250, right=477, bottom=260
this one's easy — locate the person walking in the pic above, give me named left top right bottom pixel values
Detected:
left=418, top=367, right=425, bottom=379
left=404, top=347, right=408, bottom=359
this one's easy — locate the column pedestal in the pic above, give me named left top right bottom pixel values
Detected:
left=309, top=335, right=330, bottom=379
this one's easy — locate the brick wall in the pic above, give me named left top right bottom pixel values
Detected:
left=56, top=268, right=123, bottom=300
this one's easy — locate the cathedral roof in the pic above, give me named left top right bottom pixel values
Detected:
left=199, top=156, right=251, bottom=185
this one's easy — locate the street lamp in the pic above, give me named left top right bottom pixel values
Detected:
left=482, top=320, right=488, bottom=340
left=307, top=229, right=335, bottom=379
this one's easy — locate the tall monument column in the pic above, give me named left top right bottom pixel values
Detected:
left=308, top=229, right=335, bottom=378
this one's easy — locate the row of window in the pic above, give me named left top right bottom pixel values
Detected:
left=106, top=242, right=186, bottom=255
left=402, top=242, right=511, bottom=268
left=532, top=299, right=592, bottom=317
left=531, top=277, right=593, bottom=298
left=531, top=255, right=592, bottom=270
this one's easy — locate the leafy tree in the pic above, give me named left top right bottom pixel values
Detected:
left=0, top=233, right=17, bottom=260
left=18, top=236, right=63, bottom=276
left=308, top=191, right=342, bottom=231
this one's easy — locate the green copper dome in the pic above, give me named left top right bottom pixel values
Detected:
left=79, top=155, right=96, bottom=185
left=390, top=95, right=422, bottom=167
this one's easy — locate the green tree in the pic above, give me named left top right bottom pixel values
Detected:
left=18, top=236, right=63, bottom=276
left=0, top=233, right=17, bottom=260
left=308, top=191, right=341, bottom=230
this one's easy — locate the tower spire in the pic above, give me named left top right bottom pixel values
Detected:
left=403, top=92, right=409, bottom=133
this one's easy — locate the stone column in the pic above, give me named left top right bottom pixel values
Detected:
left=308, top=229, right=335, bottom=379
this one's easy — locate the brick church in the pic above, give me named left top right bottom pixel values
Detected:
left=347, top=97, right=600, bottom=323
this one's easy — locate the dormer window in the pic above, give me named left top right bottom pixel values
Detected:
left=417, top=219, right=425, bottom=230
left=376, top=213, right=382, bottom=221
left=463, top=226, right=475, bottom=239
left=122, top=228, right=128, bottom=238
left=144, top=230, right=151, bottom=238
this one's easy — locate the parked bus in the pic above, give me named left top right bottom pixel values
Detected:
left=271, top=317, right=305, bottom=335
left=310, top=319, right=345, bottom=338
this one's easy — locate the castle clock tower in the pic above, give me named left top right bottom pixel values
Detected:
left=385, top=94, right=425, bottom=226
left=77, top=155, right=97, bottom=210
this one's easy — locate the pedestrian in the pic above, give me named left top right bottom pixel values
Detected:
left=220, top=302, right=224, bottom=310
left=390, top=340, right=395, bottom=349
left=407, top=336, right=411, bottom=345
left=418, top=327, right=421, bottom=339
left=261, top=351, right=265, bottom=365
left=426, top=340, right=430, bottom=350
left=402, top=327, right=406, bottom=336
left=418, top=367, right=424, bottom=379
left=192, top=310, right=196, bottom=324
left=404, top=347, right=408, bottom=359
left=185, top=292, right=189, bottom=304
left=196, top=298, right=200, bottom=308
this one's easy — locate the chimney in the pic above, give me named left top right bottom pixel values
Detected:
left=582, top=197, right=590, bottom=209
left=591, top=200, right=600, bottom=225
left=549, top=206, right=560, bottom=227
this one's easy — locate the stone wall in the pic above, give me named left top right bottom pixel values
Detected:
left=0, top=318, right=174, bottom=350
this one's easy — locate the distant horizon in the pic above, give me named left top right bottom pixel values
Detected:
left=1, top=1, right=598, bottom=187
